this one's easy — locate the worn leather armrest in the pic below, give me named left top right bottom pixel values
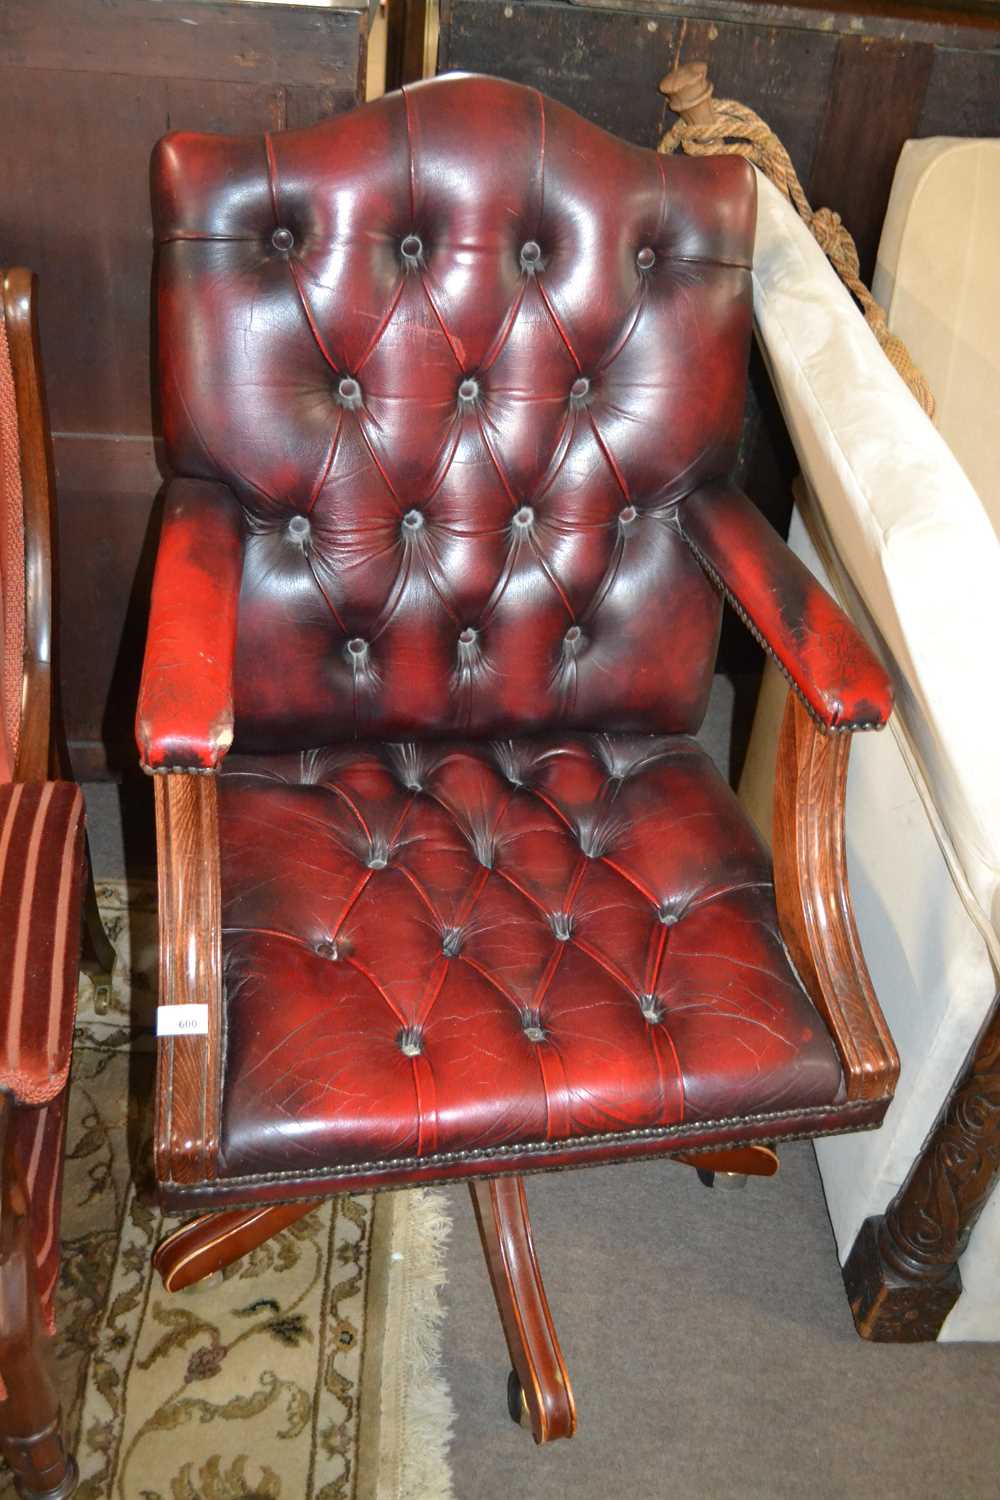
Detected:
left=136, top=478, right=244, bottom=772
left=678, top=482, right=893, bottom=732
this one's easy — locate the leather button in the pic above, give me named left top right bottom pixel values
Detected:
left=337, top=376, right=362, bottom=408
left=512, top=505, right=534, bottom=529
left=520, top=240, right=542, bottom=270
left=442, top=927, right=463, bottom=958
left=570, top=376, right=591, bottom=405
left=637, top=246, right=656, bottom=270
left=271, top=227, right=294, bottom=252
left=288, top=514, right=310, bottom=541
left=619, top=505, right=638, bottom=527
left=398, top=1026, right=423, bottom=1057
left=523, top=1021, right=547, bottom=1043
left=458, top=377, right=480, bottom=405
left=658, top=905, right=680, bottom=926
left=401, top=233, right=423, bottom=262
left=402, top=509, right=424, bottom=531
left=458, top=626, right=478, bottom=645
left=551, top=912, right=573, bottom=941
left=564, top=624, right=582, bottom=645
left=347, top=637, right=367, bottom=657
left=639, top=994, right=663, bottom=1023
left=316, top=940, right=338, bottom=960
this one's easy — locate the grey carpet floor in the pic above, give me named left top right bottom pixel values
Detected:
left=83, top=677, right=1000, bottom=1500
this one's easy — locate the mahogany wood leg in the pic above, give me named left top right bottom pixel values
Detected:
left=470, top=1176, right=576, bottom=1444
left=0, top=1099, right=77, bottom=1499
left=844, top=993, right=1000, bottom=1341
left=153, top=1201, right=323, bottom=1292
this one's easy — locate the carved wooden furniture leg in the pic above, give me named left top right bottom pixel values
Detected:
left=844, top=993, right=1000, bottom=1341
left=0, top=1099, right=77, bottom=1500
left=153, top=1201, right=322, bottom=1292
left=470, top=1176, right=576, bottom=1444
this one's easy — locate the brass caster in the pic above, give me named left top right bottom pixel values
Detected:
left=507, top=1369, right=529, bottom=1428
left=714, top=1172, right=748, bottom=1191
left=697, top=1168, right=748, bottom=1190
left=14, top=1455, right=80, bottom=1500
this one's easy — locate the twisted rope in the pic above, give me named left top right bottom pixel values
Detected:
left=659, top=101, right=935, bottom=418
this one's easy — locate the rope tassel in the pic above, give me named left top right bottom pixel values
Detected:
left=658, top=63, right=935, bottom=420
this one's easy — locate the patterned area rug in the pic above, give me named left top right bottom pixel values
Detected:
left=1, top=885, right=454, bottom=1500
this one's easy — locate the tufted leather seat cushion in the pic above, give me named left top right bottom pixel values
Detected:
left=212, top=733, right=844, bottom=1190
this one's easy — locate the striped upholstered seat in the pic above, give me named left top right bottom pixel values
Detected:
left=0, top=781, right=86, bottom=1336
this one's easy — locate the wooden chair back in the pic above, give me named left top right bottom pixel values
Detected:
left=0, top=267, right=54, bottom=783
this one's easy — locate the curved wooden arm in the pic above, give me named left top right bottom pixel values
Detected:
left=154, top=774, right=224, bottom=1185
left=772, top=693, right=898, bottom=1102
left=3, top=268, right=53, bottom=782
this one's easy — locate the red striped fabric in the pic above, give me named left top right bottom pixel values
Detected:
left=0, top=781, right=86, bottom=1103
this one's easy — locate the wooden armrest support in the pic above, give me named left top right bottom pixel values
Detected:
left=772, top=693, right=899, bottom=1102
left=154, top=774, right=224, bottom=1185
left=3, top=268, right=53, bottom=783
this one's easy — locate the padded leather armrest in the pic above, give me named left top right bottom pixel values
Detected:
left=678, top=482, right=893, bottom=732
left=136, top=478, right=244, bottom=771
left=0, top=781, right=85, bottom=1104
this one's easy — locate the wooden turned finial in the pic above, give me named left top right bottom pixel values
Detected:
left=659, top=61, right=716, bottom=125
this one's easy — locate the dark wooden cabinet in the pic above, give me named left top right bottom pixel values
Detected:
left=0, top=0, right=373, bottom=775
left=438, top=0, right=1000, bottom=280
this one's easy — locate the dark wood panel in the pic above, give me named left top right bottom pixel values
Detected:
left=53, top=436, right=163, bottom=773
left=2, top=0, right=369, bottom=775
left=808, top=36, right=935, bottom=282
left=569, top=0, right=1000, bottom=47
left=918, top=44, right=1000, bottom=134
left=0, top=69, right=289, bottom=437
left=0, top=0, right=367, bottom=87
left=440, top=0, right=839, bottom=177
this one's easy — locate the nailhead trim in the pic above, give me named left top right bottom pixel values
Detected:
left=142, top=764, right=219, bottom=777
left=161, top=1115, right=883, bottom=1211
left=168, top=1096, right=879, bottom=1192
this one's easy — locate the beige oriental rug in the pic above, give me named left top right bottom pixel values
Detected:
left=1, top=885, right=455, bottom=1500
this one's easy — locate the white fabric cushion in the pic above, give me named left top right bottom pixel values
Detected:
left=874, top=137, right=1000, bottom=534
left=751, top=169, right=1000, bottom=964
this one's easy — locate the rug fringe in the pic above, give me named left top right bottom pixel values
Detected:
left=394, top=1188, right=457, bottom=1500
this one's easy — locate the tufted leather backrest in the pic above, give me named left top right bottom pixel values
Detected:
left=153, top=74, right=755, bottom=751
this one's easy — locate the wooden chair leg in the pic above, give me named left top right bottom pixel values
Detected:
left=470, top=1176, right=576, bottom=1444
left=0, top=1100, right=77, bottom=1499
left=153, top=1201, right=322, bottom=1291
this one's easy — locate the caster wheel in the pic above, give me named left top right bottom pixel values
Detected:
left=696, top=1168, right=715, bottom=1188
left=507, top=1369, right=529, bottom=1428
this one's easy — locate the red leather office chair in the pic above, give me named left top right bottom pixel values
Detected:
left=136, top=74, right=898, bottom=1443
